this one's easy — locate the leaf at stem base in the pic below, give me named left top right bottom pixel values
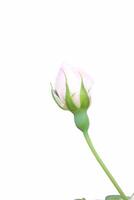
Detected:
left=105, top=195, right=130, bottom=200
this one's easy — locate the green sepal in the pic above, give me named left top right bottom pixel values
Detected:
left=105, top=195, right=130, bottom=200
left=74, top=109, right=89, bottom=133
left=65, top=81, right=78, bottom=113
left=80, top=78, right=90, bottom=110
left=51, top=84, right=67, bottom=110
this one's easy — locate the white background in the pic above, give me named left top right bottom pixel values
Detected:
left=0, top=0, right=134, bottom=200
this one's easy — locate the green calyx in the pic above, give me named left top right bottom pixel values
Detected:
left=65, top=78, right=91, bottom=113
left=51, top=77, right=91, bottom=133
left=65, top=78, right=90, bottom=133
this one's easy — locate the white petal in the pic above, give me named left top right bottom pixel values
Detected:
left=72, top=92, right=81, bottom=108
left=55, top=67, right=66, bottom=103
left=55, top=64, right=81, bottom=101
left=130, top=193, right=134, bottom=200
left=78, top=68, right=93, bottom=93
left=63, top=65, right=81, bottom=90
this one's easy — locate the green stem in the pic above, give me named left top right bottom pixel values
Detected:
left=83, top=132, right=128, bottom=200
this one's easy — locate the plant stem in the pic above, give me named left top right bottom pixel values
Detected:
left=83, top=132, right=128, bottom=200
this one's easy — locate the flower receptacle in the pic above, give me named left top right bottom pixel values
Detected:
left=74, top=109, right=89, bottom=133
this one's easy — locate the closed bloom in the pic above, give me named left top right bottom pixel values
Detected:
left=51, top=65, right=93, bottom=113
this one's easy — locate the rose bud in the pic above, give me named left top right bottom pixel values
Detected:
left=51, top=65, right=93, bottom=133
